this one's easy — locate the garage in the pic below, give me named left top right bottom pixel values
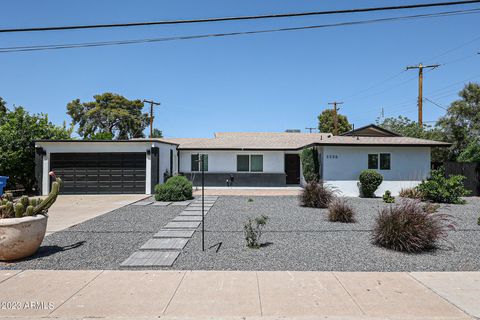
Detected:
left=35, top=139, right=179, bottom=195
left=50, top=152, right=146, bottom=194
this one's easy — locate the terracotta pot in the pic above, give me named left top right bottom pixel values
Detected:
left=0, top=215, right=48, bottom=261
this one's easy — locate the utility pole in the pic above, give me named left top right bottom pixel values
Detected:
left=305, top=127, right=316, bottom=133
left=143, top=99, right=161, bottom=138
left=406, top=63, right=439, bottom=126
left=328, top=101, right=343, bottom=135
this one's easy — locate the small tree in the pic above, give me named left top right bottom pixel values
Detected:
left=0, top=105, right=72, bottom=191
left=67, top=92, right=150, bottom=140
left=300, top=148, right=319, bottom=183
left=318, top=109, right=352, bottom=135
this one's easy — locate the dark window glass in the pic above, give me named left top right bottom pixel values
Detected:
left=380, top=153, right=391, bottom=170
left=237, top=155, right=249, bottom=172
left=191, top=154, right=199, bottom=171
left=368, top=154, right=378, bottom=169
left=250, top=155, right=263, bottom=172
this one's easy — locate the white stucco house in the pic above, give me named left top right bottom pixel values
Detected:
left=35, top=124, right=449, bottom=196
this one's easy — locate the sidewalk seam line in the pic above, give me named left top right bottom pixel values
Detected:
left=255, top=271, right=263, bottom=316
left=48, top=270, right=105, bottom=316
left=332, top=272, right=366, bottom=316
left=0, top=269, right=24, bottom=285
left=407, top=272, right=474, bottom=319
left=162, top=270, right=187, bottom=315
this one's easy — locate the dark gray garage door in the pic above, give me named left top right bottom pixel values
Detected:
left=50, top=153, right=146, bottom=194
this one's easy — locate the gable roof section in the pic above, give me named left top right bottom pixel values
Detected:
left=341, top=124, right=400, bottom=137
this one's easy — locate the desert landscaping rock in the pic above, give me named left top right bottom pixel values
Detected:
left=4, top=196, right=480, bottom=271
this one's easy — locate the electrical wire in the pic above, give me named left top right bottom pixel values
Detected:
left=2, top=0, right=480, bottom=33
left=0, top=8, right=479, bottom=53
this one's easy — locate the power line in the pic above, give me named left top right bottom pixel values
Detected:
left=423, top=97, right=448, bottom=110
left=2, top=0, right=480, bottom=34
left=2, top=8, right=477, bottom=54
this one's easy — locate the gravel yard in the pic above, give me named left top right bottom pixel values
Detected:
left=173, top=196, right=480, bottom=271
left=1, top=196, right=479, bottom=271
left=1, top=203, right=182, bottom=270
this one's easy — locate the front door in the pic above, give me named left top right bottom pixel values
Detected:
left=285, top=154, right=300, bottom=184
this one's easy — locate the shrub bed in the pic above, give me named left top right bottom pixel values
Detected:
left=154, top=175, right=193, bottom=201
left=300, top=182, right=335, bottom=208
left=372, top=200, right=455, bottom=253
left=417, top=169, right=470, bottom=204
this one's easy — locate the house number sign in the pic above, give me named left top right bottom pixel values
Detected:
left=326, top=155, right=338, bottom=159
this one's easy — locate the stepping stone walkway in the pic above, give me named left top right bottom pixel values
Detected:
left=121, top=196, right=219, bottom=268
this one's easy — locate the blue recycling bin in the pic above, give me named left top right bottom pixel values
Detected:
left=0, top=176, right=9, bottom=195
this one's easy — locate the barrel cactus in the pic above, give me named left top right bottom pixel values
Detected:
left=0, top=172, right=61, bottom=219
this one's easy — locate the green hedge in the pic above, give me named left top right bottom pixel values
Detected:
left=154, top=175, right=193, bottom=202
left=359, top=170, right=383, bottom=198
left=300, top=148, right=319, bottom=183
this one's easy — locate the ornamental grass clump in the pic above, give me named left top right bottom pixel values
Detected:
left=372, top=200, right=455, bottom=253
left=154, top=175, right=193, bottom=202
left=399, top=187, right=424, bottom=200
left=328, top=199, right=355, bottom=223
left=359, top=170, right=383, bottom=198
left=244, top=215, right=269, bottom=248
left=300, top=182, right=335, bottom=208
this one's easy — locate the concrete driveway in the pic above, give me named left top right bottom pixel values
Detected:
left=46, top=195, right=147, bottom=235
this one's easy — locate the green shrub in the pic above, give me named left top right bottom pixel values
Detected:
left=300, top=182, right=335, bottom=208
left=358, top=170, right=383, bottom=198
left=300, top=148, right=319, bottom=183
left=372, top=200, right=455, bottom=253
left=244, top=215, right=269, bottom=248
left=382, top=190, right=395, bottom=203
left=154, top=175, right=193, bottom=202
left=328, top=199, right=355, bottom=223
left=399, top=187, right=424, bottom=199
left=417, top=169, right=470, bottom=204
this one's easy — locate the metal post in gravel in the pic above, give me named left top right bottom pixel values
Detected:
left=201, top=154, right=205, bottom=251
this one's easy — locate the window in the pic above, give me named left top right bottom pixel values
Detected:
left=251, top=155, right=263, bottom=172
left=368, top=153, right=391, bottom=170
left=237, top=155, right=250, bottom=172
left=380, top=153, right=391, bottom=170
left=368, top=154, right=379, bottom=169
left=237, top=154, right=264, bottom=172
left=191, top=154, right=208, bottom=172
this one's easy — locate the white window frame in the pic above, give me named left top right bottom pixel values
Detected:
left=236, top=154, right=264, bottom=172
left=367, top=153, right=391, bottom=170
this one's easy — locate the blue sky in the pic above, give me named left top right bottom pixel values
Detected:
left=1, top=0, right=479, bottom=138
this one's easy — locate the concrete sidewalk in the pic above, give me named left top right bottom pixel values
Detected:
left=0, top=270, right=478, bottom=319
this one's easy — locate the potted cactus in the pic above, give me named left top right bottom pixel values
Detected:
left=0, top=172, right=61, bottom=261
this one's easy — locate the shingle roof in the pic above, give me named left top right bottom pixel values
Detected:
left=169, top=131, right=450, bottom=150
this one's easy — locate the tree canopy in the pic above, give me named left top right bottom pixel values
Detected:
left=0, top=102, right=72, bottom=191
left=151, top=128, right=163, bottom=138
left=67, top=92, right=150, bottom=140
left=436, top=82, right=480, bottom=160
left=317, top=109, right=352, bottom=135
